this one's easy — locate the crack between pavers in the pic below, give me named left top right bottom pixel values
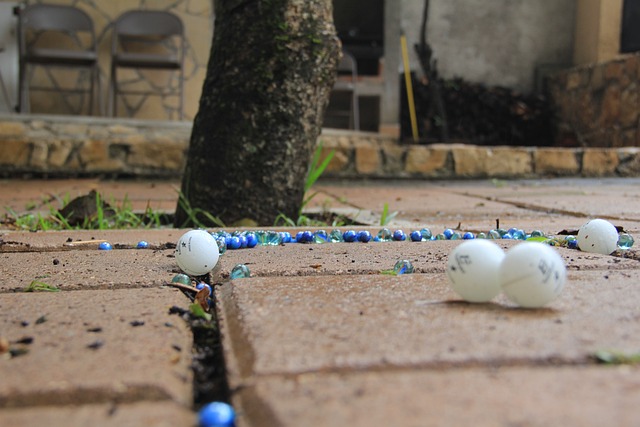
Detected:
left=242, top=354, right=599, bottom=381
left=0, top=283, right=174, bottom=294
left=456, top=192, right=640, bottom=222
left=0, top=384, right=176, bottom=409
left=216, top=283, right=258, bottom=381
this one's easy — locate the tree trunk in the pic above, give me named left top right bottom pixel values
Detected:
left=174, top=0, right=340, bottom=227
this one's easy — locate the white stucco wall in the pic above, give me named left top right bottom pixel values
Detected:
left=400, top=0, right=576, bottom=93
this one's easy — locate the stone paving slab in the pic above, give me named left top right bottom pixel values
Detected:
left=217, top=269, right=640, bottom=382
left=3, top=239, right=637, bottom=293
left=213, top=241, right=640, bottom=278
left=0, top=179, right=179, bottom=214
left=2, top=178, right=640, bottom=426
left=314, top=180, right=640, bottom=231
left=458, top=178, right=640, bottom=221
left=0, top=288, right=193, bottom=408
left=0, top=229, right=185, bottom=252
left=232, top=365, right=640, bottom=427
left=0, top=401, right=195, bottom=427
left=0, top=249, right=179, bottom=292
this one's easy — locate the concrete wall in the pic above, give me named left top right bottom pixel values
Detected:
left=400, top=0, right=576, bottom=93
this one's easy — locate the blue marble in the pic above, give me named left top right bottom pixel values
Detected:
left=617, top=233, right=634, bottom=250
left=216, top=238, right=227, bottom=255
left=198, top=402, right=235, bottom=427
left=511, top=229, right=526, bottom=240
left=196, top=282, right=212, bottom=295
left=564, top=235, right=578, bottom=249
left=171, top=273, right=191, bottom=285
left=530, top=230, right=545, bottom=238
left=376, top=228, right=393, bottom=242
left=462, top=232, right=475, bottom=239
left=392, top=229, right=406, bottom=241
left=230, top=264, right=250, bottom=279
left=329, top=229, right=344, bottom=243
left=313, top=230, right=329, bottom=243
left=227, top=236, right=241, bottom=250
left=488, top=230, right=501, bottom=239
left=393, top=259, right=414, bottom=275
left=136, top=240, right=149, bottom=249
left=443, top=228, right=454, bottom=239
left=230, top=238, right=239, bottom=248
left=245, top=233, right=258, bottom=248
left=98, top=242, right=112, bottom=250
left=265, top=231, right=282, bottom=246
left=280, top=231, right=292, bottom=243
left=301, top=230, right=313, bottom=243
left=343, top=230, right=357, bottom=242
left=357, top=230, right=372, bottom=243
left=410, top=230, right=422, bottom=242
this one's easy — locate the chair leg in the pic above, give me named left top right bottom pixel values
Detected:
left=178, top=68, right=184, bottom=120
left=94, top=65, right=102, bottom=116
left=352, top=92, right=360, bottom=131
left=88, top=66, right=95, bottom=116
left=18, top=61, right=27, bottom=113
left=109, top=65, right=117, bottom=117
left=0, top=68, right=11, bottom=112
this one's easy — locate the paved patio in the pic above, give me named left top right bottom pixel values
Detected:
left=1, top=177, right=639, bottom=426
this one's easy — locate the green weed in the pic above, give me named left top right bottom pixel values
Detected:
left=2, top=192, right=174, bottom=231
left=275, top=141, right=336, bottom=227
left=379, top=203, right=398, bottom=226
left=175, top=190, right=225, bottom=229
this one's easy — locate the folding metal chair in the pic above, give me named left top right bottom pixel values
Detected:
left=109, top=10, right=185, bottom=119
left=17, top=3, right=100, bottom=114
left=0, top=47, right=12, bottom=112
left=326, top=48, right=360, bottom=130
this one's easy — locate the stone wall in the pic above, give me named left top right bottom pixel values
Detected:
left=2, top=114, right=640, bottom=179
left=547, top=53, right=640, bottom=147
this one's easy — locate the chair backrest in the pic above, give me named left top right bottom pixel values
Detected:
left=337, top=49, right=358, bottom=80
left=114, top=10, right=183, bottom=38
left=18, top=4, right=95, bottom=55
left=20, top=4, right=94, bottom=33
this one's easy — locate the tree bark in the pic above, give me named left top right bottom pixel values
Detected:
left=174, top=0, right=340, bottom=227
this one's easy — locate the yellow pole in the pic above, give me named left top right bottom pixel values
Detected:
left=400, top=33, right=419, bottom=142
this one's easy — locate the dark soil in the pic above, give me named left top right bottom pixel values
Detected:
left=401, top=74, right=554, bottom=146
left=169, top=294, right=232, bottom=410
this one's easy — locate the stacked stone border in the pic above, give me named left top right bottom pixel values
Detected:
left=1, top=114, right=640, bottom=179
left=546, top=52, right=640, bottom=148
